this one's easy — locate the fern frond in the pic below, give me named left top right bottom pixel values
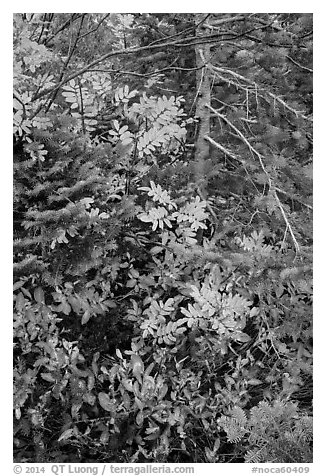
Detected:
left=245, top=447, right=266, bottom=463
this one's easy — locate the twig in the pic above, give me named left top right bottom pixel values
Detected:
left=90, top=63, right=203, bottom=79
left=286, top=55, right=313, bottom=73
left=43, top=14, right=86, bottom=112
left=203, top=136, right=312, bottom=213
left=203, top=14, right=246, bottom=29
left=275, top=187, right=312, bottom=211
left=31, top=31, right=233, bottom=103
left=272, top=188, right=301, bottom=254
left=206, top=105, right=270, bottom=175
left=206, top=105, right=301, bottom=254
left=43, top=14, right=83, bottom=46
left=204, top=135, right=244, bottom=163
left=204, top=133, right=260, bottom=194
left=208, top=64, right=312, bottom=121
left=79, top=14, right=110, bottom=40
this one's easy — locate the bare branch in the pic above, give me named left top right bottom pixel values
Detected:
left=286, top=55, right=313, bottom=73
left=31, top=32, right=232, bottom=103
left=206, top=134, right=313, bottom=213
left=204, top=135, right=244, bottom=163
left=249, top=15, right=285, bottom=32
left=206, top=105, right=302, bottom=253
left=206, top=105, right=270, bottom=176
left=275, top=187, right=313, bottom=211
left=208, top=64, right=312, bottom=121
left=79, top=14, right=110, bottom=40
left=204, top=14, right=246, bottom=29
left=272, top=189, right=301, bottom=254
left=89, top=63, right=203, bottom=80
left=44, top=14, right=86, bottom=111
left=43, top=14, right=83, bottom=46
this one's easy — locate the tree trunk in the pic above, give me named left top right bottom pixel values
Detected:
left=194, top=14, right=211, bottom=199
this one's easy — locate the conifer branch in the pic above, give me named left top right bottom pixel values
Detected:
left=206, top=105, right=302, bottom=254
left=207, top=65, right=312, bottom=121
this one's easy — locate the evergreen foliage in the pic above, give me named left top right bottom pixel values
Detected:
left=13, top=13, right=312, bottom=463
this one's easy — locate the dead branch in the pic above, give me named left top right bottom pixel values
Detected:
left=206, top=104, right=302, bottom=254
